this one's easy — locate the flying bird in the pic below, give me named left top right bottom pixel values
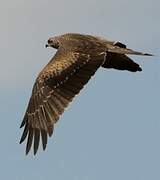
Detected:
left=20, top=33, right=153, bottom=155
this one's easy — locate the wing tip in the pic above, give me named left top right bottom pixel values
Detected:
left=41, top=130, right=48, bottom=151
left=143, top=53, right=154, bottom=56
left=138, top=67, right=142, bottom=71
left=19, top=124, right=29, bottom=144
left=19, top=138, right=24, bottom=144
left=20, top=119, right=26, bottom=128
left=33, top=129, right=40, bottom=155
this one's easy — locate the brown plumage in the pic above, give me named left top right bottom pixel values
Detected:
left=20, top=33, right=153, bottom=155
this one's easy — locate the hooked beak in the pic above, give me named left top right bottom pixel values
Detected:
left=45, top=44, right=51, bottom=48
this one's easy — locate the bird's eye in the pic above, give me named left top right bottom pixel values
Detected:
left=48, top=39, right=52, bottom=44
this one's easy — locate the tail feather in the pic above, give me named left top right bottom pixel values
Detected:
left=106, top=44, right=153, bottom=56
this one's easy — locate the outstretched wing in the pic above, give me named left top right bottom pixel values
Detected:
left=20, top=49, right=105, bottom=155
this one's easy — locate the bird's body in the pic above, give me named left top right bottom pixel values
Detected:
left=20, top=33, right=153, bottom=155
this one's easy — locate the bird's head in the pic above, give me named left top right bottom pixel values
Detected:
left=45, top=37, right=60, bottom=49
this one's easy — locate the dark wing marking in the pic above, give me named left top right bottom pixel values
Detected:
left=106, top=44, right=153, bottom=56
left=20, top=49, right=105, bottom=155
left=102, top=53, right=142, bottom=72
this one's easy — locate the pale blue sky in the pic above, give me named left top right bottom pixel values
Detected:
left=1, top=0, right=160, bottom=179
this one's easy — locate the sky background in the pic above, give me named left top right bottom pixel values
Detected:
left=1, top=0, right=160, bottom=179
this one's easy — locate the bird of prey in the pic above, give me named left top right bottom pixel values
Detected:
left=20, top=33, right=153, bottom=155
